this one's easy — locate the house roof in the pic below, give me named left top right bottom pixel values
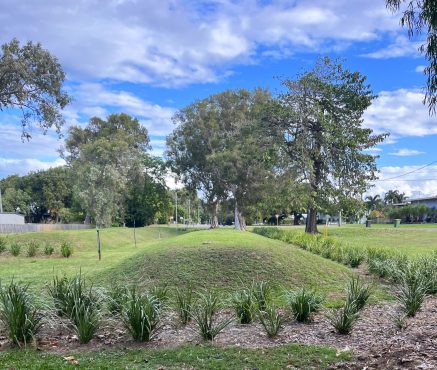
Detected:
left=409, top=196, right=437, bottom=202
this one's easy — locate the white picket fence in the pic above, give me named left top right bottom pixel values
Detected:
left=0, top=223, right=92, bottom=234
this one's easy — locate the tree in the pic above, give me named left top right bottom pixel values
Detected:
left=63, top=114, right=150, bottom=226
left=1, top=188, right=31, bottom=216
left=386, top=0, right=437, bottom=114
left=0, top=39, right=71, bottom=139
left=383, top=189, right=406, bottom=204
left=365, top=194, right=383, bottom=210
left=268, top=57, right=388, bottom=233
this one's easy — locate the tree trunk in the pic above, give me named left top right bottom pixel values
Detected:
left=209, top=201, right=219, bottom=229
left=305, top=208, right=318, bottom=234
left=234, top=201, right=246, bottom=231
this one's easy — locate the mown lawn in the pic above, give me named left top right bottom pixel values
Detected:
left=325, top=224, right=437, bottom=256
left=0, top=344, right=350, bottom=369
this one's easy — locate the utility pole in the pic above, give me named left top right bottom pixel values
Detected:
left=175, top=191, right=178, bottom=226
left=197, top=203, right=200, bottom=225
left=188, top=198, right=191, bottom=227
left=0, top=188, right=3, bottom=213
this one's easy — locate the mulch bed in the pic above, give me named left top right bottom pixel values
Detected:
left=0, top=296, right=436, bottom=369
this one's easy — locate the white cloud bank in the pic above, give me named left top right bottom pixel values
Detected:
left=389, top=149, right=425, bottom=156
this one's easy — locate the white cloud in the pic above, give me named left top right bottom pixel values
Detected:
left=389, top=149, right=425, bottom=156
left=415, top=65, right=426, bottom=73
left=0, top=0, right=400, bottom=86
left=0, top=158, right=65, bottom=179
left=363, top=89, right=437, bottom=138
left=368, top=164, right=437, bottom=198
left=362, top=35, right=422, bottom=59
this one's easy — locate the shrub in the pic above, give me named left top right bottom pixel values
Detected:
left=70, top=295, right=100, bottom=344
left=396, top=267, right=427, bottom=317
left=192, top=290, right=233, bottom=341
left=0, top=236, right=7, bottom=253
left=232, top=289, right=254, bottom=324
left=329, top=302, right=359, bottom=335
left=175, top=287, right=193, bottom=325
left=44, top=244, right=55, bottom=256
left=258, top=305, right=285, bottom=337
left=345, top=277, right=372, bottom=312
left=251, top=281, right=271, bottom=311
left=60, top=241, right=73, bottom=258
left=9, top=243, right=21, bottom=257
left=286, top=288, right=323, bottom=322
left=26, top=241, right=39, bottom=257
left=122, top=287, right=161, bottom=342
left=0, top=281, right=42, bottom=345
left=107, top=284, right=128, bottom=315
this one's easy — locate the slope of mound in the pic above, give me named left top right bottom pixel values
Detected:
left=100, top=229, right=359, bottom=303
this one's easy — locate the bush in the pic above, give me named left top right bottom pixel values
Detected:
left=175, top=287, right=193, bottom=325
left=0, top=281, right=42, bottom=345
left=10, top=243, right=21, bottom=257
left=26, top=241, right=39, bottom=257
left=192, top=290, right=233, bottom=341
left=60, top=241, right=73, bottom=258
left=251, top=281, right=271, bottom=311
left=122, top=287, right=161, bottom=342
left=258, top=305, right=285, bottom=337
left=396, top=266, right=427, bottom=317
left=232, top=289, right=255, bottom=324
left=286, top=288, right=323, bottom=322
left=44, top=244, right=55, bottom=256
left=0, top=236, right=7, bottom=253
left=345, top=277, right=372, bottom=312
left=329, top=302, right=359, bottom=335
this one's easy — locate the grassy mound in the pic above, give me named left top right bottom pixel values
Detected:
left=100, top=229, right=357, bottom=303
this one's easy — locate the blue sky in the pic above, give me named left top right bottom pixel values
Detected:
left=0, top=0, right=436, bottom=197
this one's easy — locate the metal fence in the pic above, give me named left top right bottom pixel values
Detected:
left=0, top=223, right=93, bottom=234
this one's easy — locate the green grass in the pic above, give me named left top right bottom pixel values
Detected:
left=0, top=227, right=186, bottom=289
left=0, top=344, right=350, bottom=369
left=100, top=229, right=361, bottom=305
left=325, top=224, right=437, bottom=256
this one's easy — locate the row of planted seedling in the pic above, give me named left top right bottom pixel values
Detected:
left=252, top=228, right=437, bottom=294
left=1, top=273, right=427, bottom=348
left=0, top=237, right=73, bottom=258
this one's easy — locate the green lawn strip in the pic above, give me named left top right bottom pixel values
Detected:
left=0, top=344, right=350, bottom=369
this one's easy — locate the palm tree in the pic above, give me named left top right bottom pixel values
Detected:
left=365, top=194, right=382, bottom=210
left=384, top=190, right=406, bottom=204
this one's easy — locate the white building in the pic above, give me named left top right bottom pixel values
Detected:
left=0, top=212, right=25, bottom=224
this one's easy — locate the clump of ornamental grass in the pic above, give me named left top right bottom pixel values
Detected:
left=286, top=288, right=324, bottom=323
left=60, top=241, right=73, bottom=258
left=343, top=247, right=365, bottom=268
left=43, top=244, right=55, bottom=256
left=393, top=313, right=408, bottom=331
left=9, top=242, right=21, bottom=257
left=122, top=287, right=161, bottom=342
left=48, top=274, right=70, bottom=316
left=192, top=290, right=233, bottom=341
left=232, top=289, right=255, bottom=324
left=70, top=292, right=100, bottom=344
left=107, top=284, right=128, bottom=315
left=0, top=281, right=42, bottom=345
left=149, top=285, right=170, bottom=309
left=258, top=305, right=285, bottom=338
left=329, top=302, right=359, bottom=335
left=396, top=265, right=427, bottom=317
left=175, top=287, right=193, bottom=325
left=251, top=280, right=271, bottom=311
left=345, top=276, right=372, bottom=312
left=26, top=241, right=39, bottom=257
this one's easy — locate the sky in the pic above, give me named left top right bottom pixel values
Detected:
left=0, top=0, right=436, bottom=198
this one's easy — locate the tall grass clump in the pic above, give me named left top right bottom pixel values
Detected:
left=192, top=290, right=233, bottom=341
left=107, top=284, right=128, bottom=315
left=10, top=242, right=21, bottom=257
left=396, top=263, right=427, bottom=317
left=0, top=281, right=42, bottom=345
left=258, top=305, right=285, bottom=338
left=175, top=287, right=193, bottom=325
left=60, top=241, right=73, bottom=258
left=0, top=236, right=7, bottom=254
left=345, top=277, right=372, bottom=312
left=26, top=241, right=39, bottom=257
left=286, top=288, right=324, bottom=322
left=48, top=274, right=70, bottom=316
left=122, top=287, right=161, bottom=342
left=232, top=289, right=255, bottom=324
left=251, top=280, right=271, bottom=311
left=343, top=247, right=365, bottom=268
left=70, top=293, right=100, bottom=344
left=149, top=285, right=170, bottom=309
left=329, top=302, right=359, bottom=335
left=44, top=244, right=55, bottom=256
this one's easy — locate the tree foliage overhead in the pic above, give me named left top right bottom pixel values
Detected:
left=0, top=39, right=71, bottom=139
left=386, top=0, right=437, bottom=114
left=268, top=57, right=388, bottom=233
